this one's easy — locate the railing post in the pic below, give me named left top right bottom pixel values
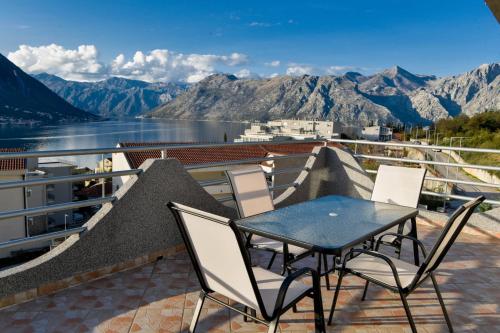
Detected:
left=101, top=153, right=105, bottom=198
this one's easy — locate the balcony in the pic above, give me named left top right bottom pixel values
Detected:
left=0, top=140, right=498, bottom=332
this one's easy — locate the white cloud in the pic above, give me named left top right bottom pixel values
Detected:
left=8, top=44, right=249, bottom=83
left=286, top=64, right=315, bottom=76
left=8, top=44, right=105, bottom=81
left=234, top=69, right=260, bottom=79
left=249, top=21, right=272, bottom=27
left=286, top=63, right=368, bottom=77
left=326, top=65, right=365, bottom=75
left=265, top=60, right=280, bottom=67
left=111, top=50, right=248, bottom=83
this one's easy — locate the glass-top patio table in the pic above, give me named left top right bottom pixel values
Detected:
left=237, top=195, right=420, bottom=264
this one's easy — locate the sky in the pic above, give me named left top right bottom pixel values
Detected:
left=0, top=0, right=499, bottom=82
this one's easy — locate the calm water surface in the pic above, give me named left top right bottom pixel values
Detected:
left=0, top=119, right=249, bottom=167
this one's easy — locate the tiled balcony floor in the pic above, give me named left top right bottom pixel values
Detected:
left=0, top=218, right=498, bottom=332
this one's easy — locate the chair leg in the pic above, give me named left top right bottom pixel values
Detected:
left=327, top=270, right=344, bottom=325
left=267, top=252, right=277, bottom=269
left=431, top=273, right=454, bottom=332
left=251, top=309, right=257, bottom=323
left=361, top=280, right=370, bottom=301
left=243, top=306, right=255, bottom=322
left=410, top=217, right=420, bottom=266
left=323, top=254, right=331, bottom=290
left=398, top=291, right=417, bottom=333
left=189, top=291, right=205, bottom=333
left=267, top=317, right=280, bottom=333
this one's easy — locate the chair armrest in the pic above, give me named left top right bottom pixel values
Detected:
left=376, top=232, right=428, bottom=257
left=342, top=248, right=406, bottom=290
left=272, top=267, right=317, bottom=317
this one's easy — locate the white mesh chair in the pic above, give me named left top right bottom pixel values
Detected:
left=168, top=202, right=326, bottom=333
left=371, top=165, right=427, bottom=253
left=226, top=166, right=313, bottom=276
left=328, top=196, right=485, bottom=332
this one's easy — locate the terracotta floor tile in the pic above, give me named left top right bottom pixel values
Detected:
left=0, top=221, right=498, bottom=332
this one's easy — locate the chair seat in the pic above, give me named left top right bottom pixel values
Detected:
left=252, top=267, right=310, bottom=315
left=377, top=222, right=412, bottom=243
left=346, top=253, right=419, bottom=288
left=251, top=235, right=309, bottom=256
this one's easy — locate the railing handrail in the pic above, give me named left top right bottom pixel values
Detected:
left=0, top=197, right=115, bottom=221
left=328, top=138, right=500, bottom=154
left=184, top=153, right=315, bottom=170
left=0, top=227, right=86, bottom=250
left=354, top=154, right=500, bottom=172
left=0, top=170, right=142, bottom=191
left=0, top=140, right=327, bottom=160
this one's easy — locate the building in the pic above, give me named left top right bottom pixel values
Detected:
left=0, top=149, right=46, bottom=258
left=361, top=126, right=393, bottom=141
left=95, top=158, right=112, bottom=173
left=0, top=151, right=78, bottom=259
left=37, top=161, right=76, bottom=229
left=235, top=119, right=340, bottom=142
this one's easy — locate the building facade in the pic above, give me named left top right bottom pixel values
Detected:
left=361, top=126, right=393, bottom=141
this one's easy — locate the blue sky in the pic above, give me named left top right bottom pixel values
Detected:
left=0, top=0, right=498, bottom=82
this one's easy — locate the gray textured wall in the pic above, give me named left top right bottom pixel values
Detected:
left=0, top=159, right=236, bottom=297
left=275, top=146, right=374, bottom=208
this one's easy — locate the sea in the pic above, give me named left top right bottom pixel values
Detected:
left=0, top=119, right=249, bottom=168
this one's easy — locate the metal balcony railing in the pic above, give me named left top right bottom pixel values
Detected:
left=0, top=141, right=322, bottom=253
left=0, top=139, right=497, bottom=255
left=328, top=138, right=500, bottom=206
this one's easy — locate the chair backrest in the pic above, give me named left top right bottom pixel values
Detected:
left=168, top=202, right=261, bottom=311
left=226, top=166, right=274, bottom=218
left=421, top=196, right=485, bottom=275
left=371, top=165, right=427, bottom=208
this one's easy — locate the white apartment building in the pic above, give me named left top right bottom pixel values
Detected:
left=361, top=126, right=393, bottom=141
left=235, top=119, right=340, bottom=142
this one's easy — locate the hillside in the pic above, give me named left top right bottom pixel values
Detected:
left=34, top=74, right=187, bottom=118
left=149, top=63, right=500, bottom=125
left=0, top=54, right=99, bottom=124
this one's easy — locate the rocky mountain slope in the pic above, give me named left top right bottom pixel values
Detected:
left=149, top=63, right=499, bottom=125
left=34, top=74, right=187, bottom=118
left=0, top=54, right=98, bottom=124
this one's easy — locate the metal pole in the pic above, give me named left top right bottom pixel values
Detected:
left=457, top=138, right=462, bottom=180
left=443, top=137, right=453, bottom=211
left=101, top=154, right=105, bottom=198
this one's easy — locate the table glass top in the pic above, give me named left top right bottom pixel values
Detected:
left=236, top=195, right=418, bottom=254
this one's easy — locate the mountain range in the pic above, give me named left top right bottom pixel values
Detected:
left=1, top=50, right=498, bottom=125
left=0, top=54, right=98, bottom=124
left=34, top=74, right=188, bottom=118
left=149, top=63, right=500, bottom=125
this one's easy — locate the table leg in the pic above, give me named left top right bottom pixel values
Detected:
left=410, top=217, right=419, bottom=266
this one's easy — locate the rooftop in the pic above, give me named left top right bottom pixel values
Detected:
left=0, top=148, right=25, bottom=171
left=119, top=141, right=336, bottom=169
left=0, top=218, right=497, bottom=332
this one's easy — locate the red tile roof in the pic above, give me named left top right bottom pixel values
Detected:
left=119, top=141, right=339, bottom=169
left=0, top=148, right=26, bottom=171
